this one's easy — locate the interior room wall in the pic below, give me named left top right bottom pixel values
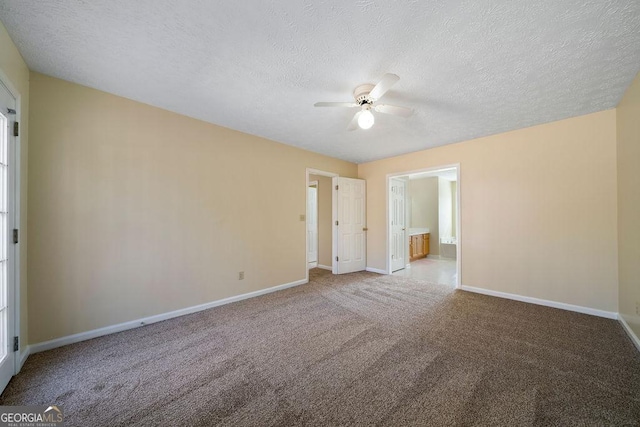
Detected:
left=28, top=72, right=357, bottom=344
left=617, top=71, right=640, bottom=337
left=438, top=178, right=453, bottom=240
left=0, top=22, right=29, bottom=349
left=308, top=174, right=332, bottom=268
left=408, top=177, right=439, bottom=255
left=359, top=110, right=618, bottom=313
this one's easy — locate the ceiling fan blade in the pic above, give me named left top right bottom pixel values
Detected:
left=314, top=102, right=359, bottom=108
left=347, top=111, right=361, bottom=131
left=374, top=104, right=413, bottom=117
left=369, top=73, right=400, bottom=100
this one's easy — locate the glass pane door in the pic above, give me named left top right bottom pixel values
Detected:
left=0, top=79, right=16, bottom=393
left=0, top=109, right=7, bottom=365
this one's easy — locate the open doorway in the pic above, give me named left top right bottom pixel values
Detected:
left=307, top=180, right=319, bottom=269
left=387, top=165, right=461, bottom=288
left=306, top=170, right=367, bottom=280
left=306, top=169, right=337, bottom=277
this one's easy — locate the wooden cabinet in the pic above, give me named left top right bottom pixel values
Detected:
left=409, top=233, right=430, bottom=261
left=423, top=233, right=430, bottom=257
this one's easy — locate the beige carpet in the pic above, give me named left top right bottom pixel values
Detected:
left=2, top=269, right=639, bottom=426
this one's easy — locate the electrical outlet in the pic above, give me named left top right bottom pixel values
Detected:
left=239, top=271, right=244, bottom=280
left=636, top=301, right=640, bottom=316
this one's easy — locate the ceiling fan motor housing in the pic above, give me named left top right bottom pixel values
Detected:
left=353, top=84, right=375, bottom=105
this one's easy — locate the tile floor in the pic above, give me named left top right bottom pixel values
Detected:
left=392, top=256, right=457, bottom=286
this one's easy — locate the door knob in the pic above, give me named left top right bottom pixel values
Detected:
left=363, top=227, right=369, bottom=231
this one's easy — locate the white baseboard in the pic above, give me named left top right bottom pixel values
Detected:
left=317, top=264, right=332, bottom=271
left=307, top=261, right=318, bottom=268
left=17, top=346, right=30, bottom=371
left=30, top=278, right=308, bottom=354
left=460, top=285, right=618, bottom=319
left=366, top=267, right=388, bottom=275
left=618, top=314, right=640, bottom=352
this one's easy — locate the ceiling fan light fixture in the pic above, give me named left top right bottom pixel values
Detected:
left=314, top=73, right=412, bottom=131
left=358, top=109, right=375, bottom=129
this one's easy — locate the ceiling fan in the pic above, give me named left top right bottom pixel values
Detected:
left=314, top=73, right=413, bottom=130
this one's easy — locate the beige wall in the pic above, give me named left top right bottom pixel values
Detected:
left=359, top=110, right=618, bottom=312
left=617, top=72, right=640, bottom=336
left=409, top=177, right=439, bottom=255
left=0, top=22, right=29, bottom=349
left=28, top=72, right=356, bottom=344
left=309, top=174, right=332, bottom=267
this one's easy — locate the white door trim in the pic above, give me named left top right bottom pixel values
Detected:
left=385, top=164, right=461, bottom=288
left=306, top=169, right=339, bottom=281
left=0, top=68, right=22, bottom=375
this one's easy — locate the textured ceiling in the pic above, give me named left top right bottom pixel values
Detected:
left=1, top=1, right=639, bottom=163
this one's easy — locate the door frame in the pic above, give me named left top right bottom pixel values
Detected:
left=0, top=68, right=22, bottom=375
left=386, top=164, right=461, bottom=288
left=305, top=169, right=338, bottom=281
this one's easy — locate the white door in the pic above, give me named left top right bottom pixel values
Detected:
left=334, top=177, right=366, bottom=274
left=0, top=80, right=17, bottom=393
left=307, top=182, right=318, bottom=267
left=390, top=178, right=406, bottom=272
